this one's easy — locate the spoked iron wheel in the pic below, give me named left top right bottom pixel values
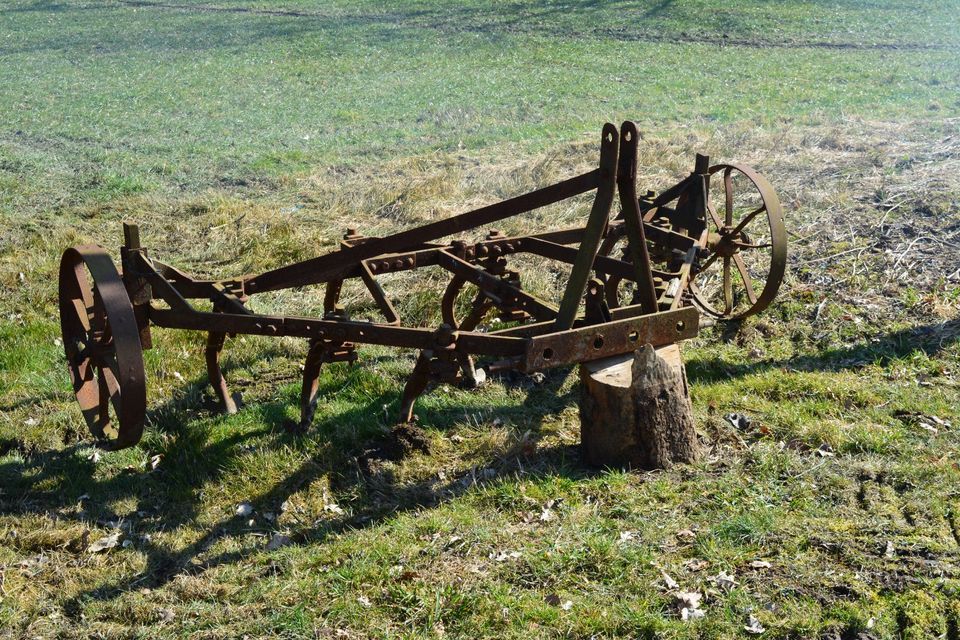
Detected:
left=690, top=163, right=786, bottom=320
left=59, top=246, right=146, bottom=450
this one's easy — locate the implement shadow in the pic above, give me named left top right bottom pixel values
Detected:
left=686, top=317, right=960, bottom=384
left=0, top=346, right=296, bottom=528
left=61, top=364, right=590, bottom=614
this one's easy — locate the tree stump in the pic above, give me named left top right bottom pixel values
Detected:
left=578, top=343, right=699, bottom=470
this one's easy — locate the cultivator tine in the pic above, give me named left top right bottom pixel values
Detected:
left=205, top=328, right=237, bottom=415
left=399, top=351, right=434, bottom=424
left=298, top=337, right=326, bottom=432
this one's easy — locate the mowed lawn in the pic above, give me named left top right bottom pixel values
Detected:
left=1, top=1, right=960, bottom=638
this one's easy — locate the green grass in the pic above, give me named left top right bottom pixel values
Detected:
left=1, top=0, right=960, bottom=638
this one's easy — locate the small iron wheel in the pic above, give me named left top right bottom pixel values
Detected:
left=690, top=163, right=787, bottom=320
left=59, top=246, right=147, bottom=450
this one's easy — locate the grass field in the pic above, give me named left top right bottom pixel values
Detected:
left=1, top=1, right=960, bottom=638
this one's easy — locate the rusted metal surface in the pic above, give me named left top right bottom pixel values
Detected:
left=58, top=121, right=787, bottom=450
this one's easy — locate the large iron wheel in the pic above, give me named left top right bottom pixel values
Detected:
left=59, top=246, right=146, bottom=450
left=690, top=163, right=786, bottom=320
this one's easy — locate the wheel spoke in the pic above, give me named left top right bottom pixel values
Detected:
left=730, top=204, right=766, bottom=238
left=96, top=367, right=112, bottom=435
left=695, top=251, right=721, bottom=275
left=91, top=288, right=109, bottom=336
left=723, top=256, right=733, bottom=315
left=705, top=203, right=725, bottom=232
left=732, top=254, right=758, bottom=305
left=70, top=298, right=92, bottom=333
left=97, top=357, right=123, bottom=430
left=723, top=168, right=733, bottom=226
left=734, top=241, right=773, bottom=250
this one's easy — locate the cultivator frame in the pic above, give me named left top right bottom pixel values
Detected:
left=59, top=121, right=786, bottom=450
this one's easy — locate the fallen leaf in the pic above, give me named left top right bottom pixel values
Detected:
left=148, top=454, right=163, bottom=470
left=918, top=422, right=938, bottom=434
left=681, top=606, right=706, bottom=621
left=677, top=591, right=702, bottom=608
left=490, top=550, right=521, bottom=562
left=685, top=559, right=709, bottom=571
left=744, top=614, right=766, bottom=634
left=661, top=570, right=679, bottom=590
left=676, top=529, right=696, bottom=540
left=883, top=540, right=895, bottom=558
left=357, top=595, right=372, bottom=607
left=725, top=413, right=752, bottom=430
left=619, top=531, right=636, bottom=542
left=815, top=443, right=836, bottom=457
left=750, top=560, right=772, bottom=569
left=88, top=532, right=122, bottom=553
left=674, top=591, right=704, bottom=621
left=324, top=502, right=345, bottom=515
left=158, top=608, right=175, bottom=623
left=88, top=450, right=101, bottom=463
left=713, top=570, right=737, bottom=591
left=539, top=507, right=555, bottom=522
left=235, top=502, right=254, bottom=517
left=561, top=600, right=573, bottom=611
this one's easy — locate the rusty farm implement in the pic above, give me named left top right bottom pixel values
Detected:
left=58, top=121, right=786, bottom=450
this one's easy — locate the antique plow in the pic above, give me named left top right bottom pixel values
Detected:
left=59, top=121, right=786, bottom=450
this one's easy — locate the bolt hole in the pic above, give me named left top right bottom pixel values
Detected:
left=628, top=331, right=638, bottom=342
left=605, top=132, right=613, bottom=142
left=593, top=336, right=604, bottom=350
left=676, top=321, right=685, bottom=332
left=625, top=131, right=632, bottom=141
left=542, top=348, right=554, bottom=360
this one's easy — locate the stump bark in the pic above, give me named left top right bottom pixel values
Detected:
left=578, top=343, right=699, bottom=470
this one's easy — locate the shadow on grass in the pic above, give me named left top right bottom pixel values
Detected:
left=687, top=317, right=960, bottom=384
left=1, top=344, right=590, bottom=616
left=14, top=316, right=957, bottom=614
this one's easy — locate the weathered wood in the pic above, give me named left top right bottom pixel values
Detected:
left=578, top=343, right=699, bottom=469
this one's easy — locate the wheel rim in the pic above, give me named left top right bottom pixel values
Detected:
left=59, top=246, right=146, bottom=450
left=690, top=163, right=787, bottom=320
